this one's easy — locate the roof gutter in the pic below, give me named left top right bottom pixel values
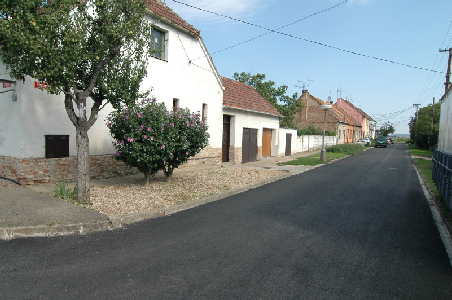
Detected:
left=223, top=105, right=282, bottom=118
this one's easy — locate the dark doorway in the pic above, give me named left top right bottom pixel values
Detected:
left=222, top=115, right=231, bottom=162
left=285, top=133, right=292, bottom=156
left=242, top=128, right=257, bottom=163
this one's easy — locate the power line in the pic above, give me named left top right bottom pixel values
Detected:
left=172, top=0, right=442, bottom=73
left=192, top=0, right=349, bottom=60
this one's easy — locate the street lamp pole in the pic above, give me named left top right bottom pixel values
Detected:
left=320, top=103, right=332, bottom=161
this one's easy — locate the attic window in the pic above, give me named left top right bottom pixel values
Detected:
left=151, top=28, right=166, bottom=60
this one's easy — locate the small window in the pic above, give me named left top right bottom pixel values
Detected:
left=173, top=98, right=179, bottom=111
left=45, top=135, right=69, bottom=158
left=151, top=28, right=166, bottom=60
left=202, top=103, right=207, bottom=124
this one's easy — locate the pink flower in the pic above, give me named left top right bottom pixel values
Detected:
left=143, top=135, right=148, bottom=139
left=147, top=127, right=152, bottom=131
left=107, top=123, right=112, bottom=127
left=186, top=151, right=189, bottom=155
left=150, top=136, right=154, bottom=141
left=119, top=140, right=124, bottom=145
left=125, top=115, right=129, bottom=120
left=127, top=137, right=134, bottom=142
left=115, top=152, right=121, bottom=156
left=161, top=144, right=165, bottom=149
left=170, top=123, right=174, bottom=127
left=161, top=126, right=164, bottom=130
left=140, top=124, right=144, bottom=129
left=137, top=112, right=143, bottom=118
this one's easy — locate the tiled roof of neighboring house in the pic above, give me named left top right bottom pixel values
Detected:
left=222, top=77, right=283, bottom=117
left=304, top=92, right=356, bottom=125
left=333, top=105, right=361, bottom=126
left=340, top=98, right=375, bottom=122
left=146, top=0, right=200, bottom=36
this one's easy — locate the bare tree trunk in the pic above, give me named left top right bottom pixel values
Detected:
left=164, top=168, right=173, bottom=183
left=76, top=125, right=90, bottom=203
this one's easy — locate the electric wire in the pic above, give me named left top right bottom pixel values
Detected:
left=190, top=0, right=349, bottom=60
left=172, top=0, right=442, bottom=73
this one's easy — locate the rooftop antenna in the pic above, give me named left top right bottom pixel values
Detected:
left=337, top=86, right=344, bottom=99
left=296, top=78, right=313, bottom=90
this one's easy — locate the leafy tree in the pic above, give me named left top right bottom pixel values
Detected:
left=376, top=123, right=395, bottom=137
left=409, top=103, right=441, bottom=149
left=108, top=99, right=209, bottom=183
left=0, top=0, right=153, bottom=202
left=233, top=72, right=302, bottom=128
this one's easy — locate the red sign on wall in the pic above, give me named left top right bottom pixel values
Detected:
left=2, top=82, right=11, bottom=88
left=34, top=81, right=49, bottom=89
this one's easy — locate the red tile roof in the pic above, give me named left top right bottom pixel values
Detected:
left=222, top=77, right=282, bottom=117
left=146, top=0, right=200, bottom=36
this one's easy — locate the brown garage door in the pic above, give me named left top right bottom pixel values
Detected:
left=285, top=133, right=292, bottom=156
left=242, top=128, right=257, bottom=163
left=262, top=128, right=272, bottom=157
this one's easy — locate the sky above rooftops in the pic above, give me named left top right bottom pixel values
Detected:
left=166, top=0, right=452, bottom=134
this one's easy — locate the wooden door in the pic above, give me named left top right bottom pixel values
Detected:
left=285, top=133, right=292, bottom=156
left=242, top=128, right=257, bottom=163
left=262, top=128, right=272, bottom=157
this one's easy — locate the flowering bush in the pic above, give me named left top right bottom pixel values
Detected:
left=107, top=98, right=209, bottom=182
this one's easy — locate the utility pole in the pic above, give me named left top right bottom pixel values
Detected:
left=413, top=103, right=421, bottom=147
left=439, top=48, right=452, bottom=93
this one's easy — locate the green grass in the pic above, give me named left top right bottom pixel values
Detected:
left=279, top=152, right=348, bottom=166
left=407, top=144, right=433, bottom=157
left=413, top=158, right=452, bottom=221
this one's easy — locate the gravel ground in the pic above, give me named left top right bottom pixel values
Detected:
left=90, top=168, right=286, bottom=217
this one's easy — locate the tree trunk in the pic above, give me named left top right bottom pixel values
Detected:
left=144, top=172, right=152, bottom=185
left=164, top=168, right=173, bottom=183
left=76, top=122, right=90, bottom=204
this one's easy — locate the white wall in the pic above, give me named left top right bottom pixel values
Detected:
left=141, top=15, right=224, bottom=149
left=0, top=63, right=22, bottom=157
left=224, top=108, right=280, bottom=151
left=438, top=88, right=452, bottom=153
left=296, top=135, right=337, bottom=153
left=278, top=128, right=298, bottom=156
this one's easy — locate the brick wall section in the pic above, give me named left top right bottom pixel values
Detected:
left=0, top=147, right=222, bottom=185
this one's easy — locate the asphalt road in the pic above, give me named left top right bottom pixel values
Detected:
left=1, top=143, right=452, bottom=299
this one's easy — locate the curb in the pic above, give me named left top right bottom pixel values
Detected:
left=0, top=220, right=112, bottom=240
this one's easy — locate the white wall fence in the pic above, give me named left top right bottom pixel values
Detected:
left=296, top=135, right=337, bottom=153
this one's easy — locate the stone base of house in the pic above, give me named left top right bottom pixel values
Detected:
left=0, top=155, right=139, bottom=185
left=0, top=147, right=222, bottom=185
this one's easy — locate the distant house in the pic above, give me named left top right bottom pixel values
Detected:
left=295, top=90, right=362, bottom=144
left=221, top=77, right=295, bottom=164
left=336, top=98, right=376, bottom=139
left=0, top=0, right=224, bottom=184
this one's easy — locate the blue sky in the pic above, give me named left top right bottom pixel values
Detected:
left=166, top=0, right=452, bottom=134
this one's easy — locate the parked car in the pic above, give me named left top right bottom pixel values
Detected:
left=356, top=138, right=372, bottom=145
left=375, top=136, right=388, bottom=148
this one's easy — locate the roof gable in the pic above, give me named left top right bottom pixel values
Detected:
left=146, top=0, right=200, bottom=36
left=222, top=77, right=282, bottom=117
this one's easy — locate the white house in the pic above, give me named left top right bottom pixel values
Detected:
left=0, top=0, right=224, bottom=184
left=221, top=77, right=296, bottom=164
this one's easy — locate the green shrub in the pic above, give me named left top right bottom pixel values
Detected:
left=326, top=144, right=365, bottom=155
left=54, top=180, right=77, bottom=201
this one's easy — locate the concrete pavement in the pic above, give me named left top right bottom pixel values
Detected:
left=0, top=151, right=322, bottom=240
